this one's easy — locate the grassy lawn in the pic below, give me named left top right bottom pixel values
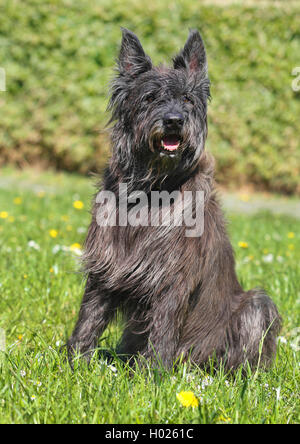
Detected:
left=0, top=168, right=299, bottom=424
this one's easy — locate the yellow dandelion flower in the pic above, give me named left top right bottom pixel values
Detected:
left=61, top=215, right=69, bottom=222
left=49, top=229, right=58, bottom=238
left=263, top=249, right=268, bottom=254
left=176, top=391, right=199, bottom=408
left=218, top=414, right=231, bottom=423
left=0, top=211, right=8, bottom=219
left=18, top=334, right=23, bottom=341
left=13, top=197, right=22, bottom=205
left=73, top=200, right=84, bottom=210
left=238, top=241, right=248, bottom=249
left=23, top=274, right=28, bottom=279
left=49, top=267, right=54, bottom=273
left=66, top=225, right=73, bottom=232
left=8, top=216, right=15, bottom=223
left=287, top=232, right=295, bottom=239
left=288, top=244, right=295, bottom=251
left=70, top=243, right=82, bottom=251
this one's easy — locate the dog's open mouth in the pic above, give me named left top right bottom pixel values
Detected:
left=160, top=134, right=181, bottom=153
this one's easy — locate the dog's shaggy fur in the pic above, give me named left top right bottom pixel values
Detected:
left=67, top=29, right=281, bottom=371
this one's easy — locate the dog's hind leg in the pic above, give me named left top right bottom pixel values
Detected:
left=180, top=289, right=281, bottom=371
left=223, top=289, right=281, bottom=370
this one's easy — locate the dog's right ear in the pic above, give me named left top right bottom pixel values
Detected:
left=118, top=28, right=152, bottom=77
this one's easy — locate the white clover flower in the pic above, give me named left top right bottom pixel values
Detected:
left=262, top=254, right=274, bottom=263
left=277, top=336, right=287, bottom=344
left=107, top=364, right=117, bottom=374
left=197, top=376, right=214, bottom=391
left=52, top=245, right=62, bottom=254
left=51, top=265, right=59, bottom=275
left=28, top=240, right=40, bottom=251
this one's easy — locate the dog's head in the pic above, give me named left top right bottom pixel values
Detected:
left=109, top=29, right=210, bottom=178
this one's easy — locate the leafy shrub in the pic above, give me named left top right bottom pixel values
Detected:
left=0, top=0, right=299, bottom=193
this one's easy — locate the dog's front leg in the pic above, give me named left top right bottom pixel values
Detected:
left=145, top=288, right=189, bottom=369
left=67, top=274, right=116, bottom=366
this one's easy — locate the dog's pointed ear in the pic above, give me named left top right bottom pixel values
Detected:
left=118, top=28, right=152, bottom=76
left=173, top=30, right=207, bottom=73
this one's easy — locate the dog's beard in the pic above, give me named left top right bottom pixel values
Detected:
left=147, top=122, right=191, bottom=158
left=130, top=125, right=201, bottom=191
left=146, top=121, right=204, bottom=170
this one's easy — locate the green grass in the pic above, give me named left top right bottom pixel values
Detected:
left=0, top=168, right=299, bottom=424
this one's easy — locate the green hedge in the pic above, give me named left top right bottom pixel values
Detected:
left=0, top=0, right=300, bottom=193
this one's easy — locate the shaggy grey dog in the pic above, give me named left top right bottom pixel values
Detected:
left=67, top=29, right=281, bottom=371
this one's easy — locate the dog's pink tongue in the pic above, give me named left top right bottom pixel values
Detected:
left=162, top=135, right=180, bottom=151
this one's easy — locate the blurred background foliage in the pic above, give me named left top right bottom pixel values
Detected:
left=0, top=0, right=299, bottom=194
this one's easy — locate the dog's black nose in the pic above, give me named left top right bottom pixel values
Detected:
left=163, top=112, right=184, bottom=128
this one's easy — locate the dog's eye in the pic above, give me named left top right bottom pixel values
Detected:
left=146, top=94, right=155, bottom=103
left=183, top=95, right=194, bottom=105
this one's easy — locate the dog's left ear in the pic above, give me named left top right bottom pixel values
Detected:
left=118, top=28, right=152, bottom=77
left=173, top=30, right=207, bottom=73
